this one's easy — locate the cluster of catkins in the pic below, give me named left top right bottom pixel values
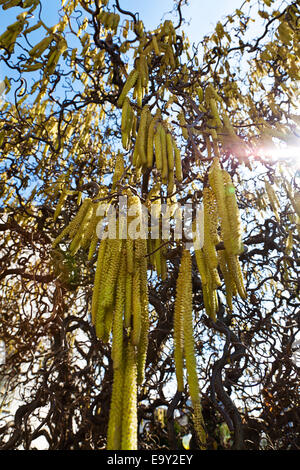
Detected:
left=193, top=157, right=246, bottom=321
left=51, top=156, right=246, bottom=450
left=91, top=192, right=149, bottom=450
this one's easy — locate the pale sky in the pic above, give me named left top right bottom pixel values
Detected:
left=1, top=0, right=248, bottom=42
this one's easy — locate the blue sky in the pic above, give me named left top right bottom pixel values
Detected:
left=0, top=0, right=246, bottom=43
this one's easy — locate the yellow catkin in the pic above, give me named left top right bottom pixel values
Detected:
left=52, top=197, right=92, bottom=248
left=68, top=197, right=93, bottom=239
left=193, top=402, right=207, bottom=450
left=88, top=232, right=98, bottom=260
left=173, top=254, right=185, bottom=392
left=117, top=69, right=139, bottom=108
left=203, top=188, right=218, bottom=270
left=204, top=186, right=220, bottom=245
left=69, top=199, right=93, bottom=255
left=194, top=248, right=208, bottom=286
left=81, top=201, right=98, bottom=250
left=208, top=158, right=232, bottom=254
left=227, top=253, right=247, bottom=300
left=101, top=238, right=123, bottom=310
left=111, top=253, right=126, bottom=369
left=131, top=256, right=142, bottom=346
left=121, top=343, right=138, bottom=450
left=136, top=238, right=149, bottom=385
left=103, top=306, right=115, bottom=344
left=197, top=86, right=204, bottom=103
left=178, top=112, right=188, bottom=140
left=53, top=187, right=68, bottom=221
left=124, top=273, right=133, bottom=329
left=154, top=124, right=163, bottom=171
left=136, top=105, right=150, bottom=167
left=167, top=169, right=175, bottom=196
left=202, top=284, right=213, bottom=320
left=107, top=362, right=124, bottom=450
left=160, top=125, right=169, bottom=182
left=205, top=135, right=212, bottom=159
left=152, top=35, right=160, bottom=55
left=95, top=238, right=113, bottom=339
left=202, top=219, right=217, bottom=268
left=135, top=75, right=143, bottom=108
left=209, top=97, right=222, bottom=128
left=131, top=111, right=137, bottom=140
left=173, top=140, right=183, bottom=182
left=68, top=227, right=84, bottom=257
left=222, top=113, right=238, bottom=139
left=134, top=233, right=147, bottom=266
left=91, top=238, right=107, bottom=324
left=181, top=250, right=206, bottom=448
left=217, top=249, right=236, bottom=311
left=209, top=267, right=222, bottom=290
left=146, top=114, right=159, bottom=168
left=126, top=238, right=134, bottom=274
left=137, top=54, right=148, bottom=89
left=265, top=179, right=280, bottom=221
left=201, top=251, right=218, bottom=321
left=112, top=152, right=125, bottom=191
left=223, top=170, right=243, bottom=255
left=121, top=97, right=132, bottom=150
left=132, top=143, right=139, bottom=169
left=211, top=287, right=219, bottom=319
left=166, top=132, right=175, bottom=171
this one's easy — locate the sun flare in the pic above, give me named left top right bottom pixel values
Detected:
left=259, top=142, right=300, bottom=171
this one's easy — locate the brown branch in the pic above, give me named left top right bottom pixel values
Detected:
left=0, top=268, right=54, bottom=283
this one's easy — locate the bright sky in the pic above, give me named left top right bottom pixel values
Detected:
left=0, top=0, right=246, bottom=42
left=0, top=0, right=246, bottom=81
left=121, top=0, right=244, bottom=39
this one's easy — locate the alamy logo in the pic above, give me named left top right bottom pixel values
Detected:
left=95, top=195, right=204, bottom=249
